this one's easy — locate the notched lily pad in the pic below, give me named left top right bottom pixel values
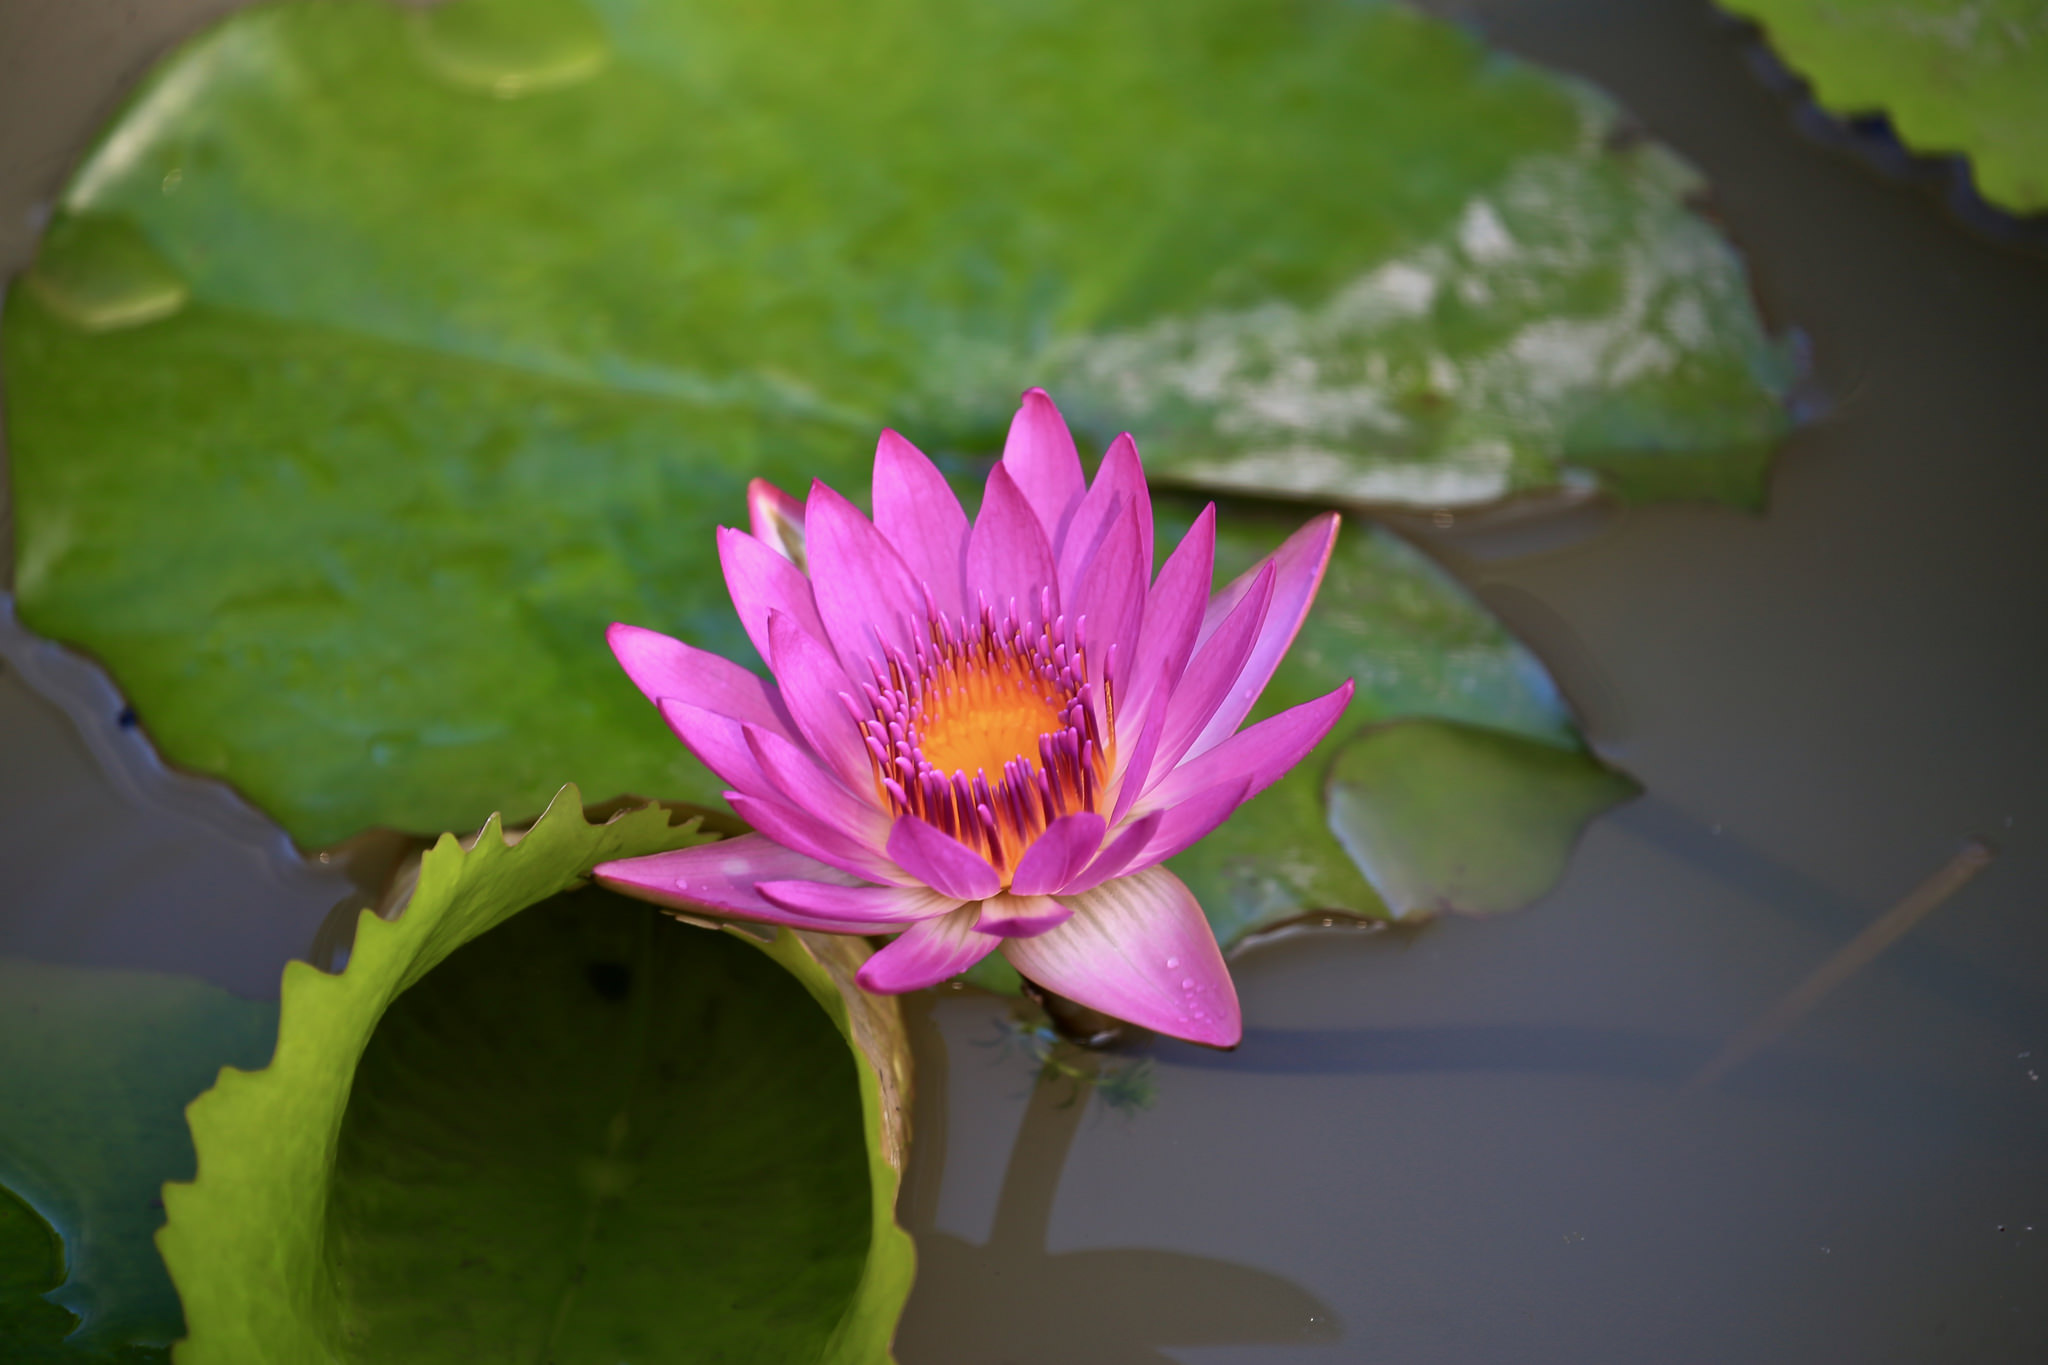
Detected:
left=1324, top=719, right=1639, bottom=919
left=156, top=786, right=914, bottom=1364
left=10, top=0, right=1783, bottom=848
left=1724, top=0, right=2048, bottom=214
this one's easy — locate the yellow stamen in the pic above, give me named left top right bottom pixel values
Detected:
left=917, top=654, right=1064, bottom=780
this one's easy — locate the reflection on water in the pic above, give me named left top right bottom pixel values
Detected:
left=898, top=1002, right=1338, bottom=1364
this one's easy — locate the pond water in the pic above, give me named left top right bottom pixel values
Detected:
left=5, top=0, right=2048, bottom=1361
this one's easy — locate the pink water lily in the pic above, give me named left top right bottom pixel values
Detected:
left=595, top=389, right=1351, bottom=1047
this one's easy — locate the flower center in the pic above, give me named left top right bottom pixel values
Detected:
left=915, top=664, right=1065, bottom=783
left=857, top=596, right=1111, bottom=880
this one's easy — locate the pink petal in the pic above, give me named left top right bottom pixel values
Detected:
left=1122, top=503, right=1216, bottom=734
left=766, top=610, right=873, bottom=790
left=1000, top=387, right=1086, bottom=545
left=1071, top=778, right=1249, bottom=889
left=607, top=622, right=795, bottom=736
left=1152, top=561, right=1277, bottom=776
left=856, top=906, right=1002, bottom=993
left=1142, top=682, right=1355, bottom=812
left=657, top=697, right=774, bottom=799
left=595, top=836, right=879, bottom=934
left=885, top=815, right=1003, bottom=901
left=975, top=894, right=1073, bottom=938
left=746, top=477, right=808, bottom=567
left=1007, top=811, right=1107, bottom=896
left=1066, top=496, right=1147, bottom=695
left=726, top=791, right=907, bottom=885
left=758, top=879, right=960, bottom=924
left=1105, top=691, right=1169, bottom=827
left=1000, top=866, right=1241, bottom=1048
left=873, top=429, right=969, bottom=618
left=1057, top=432, right=1153, bottom=593
left=1184, top=513, right=1341, bottom=760
left=966, top=463, right=1061, bottom=624
left=1065, top=809, right=1161, bottom=893
left=741, top=724, right=890, bottom=847
left=719, top=525, right=829, bottom=668
left=804, top=479, right=929, bottom=668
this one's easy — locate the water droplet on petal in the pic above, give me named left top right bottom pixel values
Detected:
left=409, top=0, right=610, bottom=99
left=1165, top=956, right=1179, bottom=968
left=24, top=212, right=188, bottom=332
left=1181, top=977, right=1195, bottom=989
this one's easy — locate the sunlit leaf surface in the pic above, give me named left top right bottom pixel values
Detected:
left=1725, top=0, right=2048, bottom=213
left=157, top=789, right=914, bottom=1364
left=9, top=0, right=1770, bottom=847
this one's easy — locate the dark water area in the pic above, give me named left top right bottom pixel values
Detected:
left=5, top=0, right=2048, bottom=1362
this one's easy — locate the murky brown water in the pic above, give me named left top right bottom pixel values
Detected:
left=5, top=0, right=2048, bottom=1360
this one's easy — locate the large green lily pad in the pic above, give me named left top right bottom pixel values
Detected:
left=0, top=960, right=276, bottom=1355
left=157, top=786, right=914, bottom=1364
left=8, top=0, right=1781, bottom=848
left=1164, top=503, right=1635, bottom=948
left=1724, top=0, right=2048, bottom=214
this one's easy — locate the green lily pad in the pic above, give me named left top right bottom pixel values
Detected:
left=1, top=1184, right=167, bottom=1364
left=1724, top=0, right=2048, bottom=214
left=0, top=960, right=276, bottom=1354
left=156, top=785, right=913, bottom=1364
left=1324, top=718, right=1640, bottom=919
left=1, top=1183, right=167, bottom=1363
left=9, top=0, right=1784, bottom=848
left=0, top=1186, right=73, bottom=1354
left=1165, top=504, right=1636, bottom=948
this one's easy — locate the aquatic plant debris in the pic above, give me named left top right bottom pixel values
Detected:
left=10, top=0, right=1781, bottom=849
left=597, top=391, right=1352, bottom=1047
left=1723, top=0, right=2048, bottom=214
left=156, top=787, right=914, bottom=1364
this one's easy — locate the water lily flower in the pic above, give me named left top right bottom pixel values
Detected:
left=595, top=390, right=1351, bottom=1046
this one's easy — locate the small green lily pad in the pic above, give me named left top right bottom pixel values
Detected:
left=157, top=787, right=914, bottom=1364
left=1165, top=504, right=1636, bottom=948
left=9, top=0, right=1784, bottom=848
left=1725, top=0, right=2048, bottom=214
left=1324, top=719, right=1639, bottom=919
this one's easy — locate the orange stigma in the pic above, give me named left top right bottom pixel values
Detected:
left=915, top=652, right=1066, bottom=782
left=857, top=596, right=1112, bottom=880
